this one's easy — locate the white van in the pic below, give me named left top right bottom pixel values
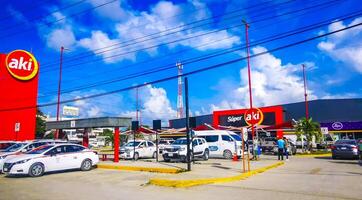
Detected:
left=194, top=130, right=244, bottom=159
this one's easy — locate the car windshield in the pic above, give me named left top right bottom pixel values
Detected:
left=173, top=139, right=187, bottom=145
left=335, top=140, right=356, bottom=145
left=0, top=143, right=16, bottom=150
left=27, top=145, right=54, bottom=154
left=159, top=141, right=170, bottom=144
left=230, top=134, right=241, bottom=141
left=4, top=143, right=27, bottom=152
left=125, top=141, right=141, bottom=147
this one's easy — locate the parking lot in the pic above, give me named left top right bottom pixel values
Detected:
left=0, top=156, right=361, bottom=200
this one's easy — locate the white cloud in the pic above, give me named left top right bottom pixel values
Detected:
left=78, top=31, right=136, bottom=63
left=86, top=0, right=129, bottom=21
left=38, top=11, right=77, bottom=50
left=53, top=89, right=124, bottom=118
left=78, top=0, right=240, bottom=63
left=46, top=26, right=76, bottom=50
left=208, top=46, right=316, bottom=111
left=139, top=85, right=177, bottom=122
left=318, top=17, right=362, bottom=73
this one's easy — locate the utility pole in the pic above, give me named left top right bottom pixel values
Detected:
left=302, top=64, right=309, bottom=151
left=55, top=46, right=65, bottom=139
left=176, top=62, right=184, bottom=119
left=302, top=64, right=309, bottom=120
left=184, top=77, right=191, bottom=171
left=243, top=20, right=256, bottom=159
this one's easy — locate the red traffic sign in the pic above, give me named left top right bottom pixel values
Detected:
left=244, top=108, right=264, bottom=126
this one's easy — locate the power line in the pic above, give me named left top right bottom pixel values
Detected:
left=0, top=0, right=118, bottom=39
left=3, top=21, right=361, bottom=112
left=39, top=0, right=296, bottom=68
left=0, top=0, right=87, bottom=31
left=39, top=1, right=346, bottom=89
left=40, top=0, right=340, bottom=72
left=37, top=10, right=362, bottom=97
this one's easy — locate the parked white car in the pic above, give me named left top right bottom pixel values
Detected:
left=162, top=137, right=209, bottom=162
left=158, top=139, right=174, bottom=154
left=119, top=140, right=157, bottom=160
left=194, top=130, right=244, bottom=159
left=0, top=140, right=68, bottom=173
left=2, top=144, right=99, bottom=177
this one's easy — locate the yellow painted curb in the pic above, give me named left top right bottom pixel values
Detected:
left=97, top=164, right=185, bottom=174
left=295, top=153, right=331, bottom=158
left=148, top=162, right=284, bottom=188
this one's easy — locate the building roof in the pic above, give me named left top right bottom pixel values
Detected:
left=169, top=98, right=362, bottom=128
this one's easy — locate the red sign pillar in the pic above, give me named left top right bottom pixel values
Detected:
left=82, top=128, right=89, bottom=148
left=0, top=50, right=39, bottom=141
left=114, top=127, right=120, bottom=162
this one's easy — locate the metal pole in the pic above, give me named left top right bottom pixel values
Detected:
left=55, top=46, right=64, bottom=139
left=156, top=131, right=159, bottom=162
left=302, top=64, right=309, bottom=120
left=185, top=77, right=191, bottom=171
left=241, top=129, right=246, bottom=173
left=243, top=21, right=256, bottom=160
left=302, top=64, right=309, bottom=151
left=133, top=130, right=136, bottom=161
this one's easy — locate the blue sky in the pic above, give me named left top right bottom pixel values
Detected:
left=1, top=0, right=362, bottom=124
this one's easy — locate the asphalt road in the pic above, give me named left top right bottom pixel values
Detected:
left=0, top=156, right=361, bottom=200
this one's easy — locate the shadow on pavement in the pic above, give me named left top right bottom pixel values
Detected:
left=4, top=168, right=88, bottom=179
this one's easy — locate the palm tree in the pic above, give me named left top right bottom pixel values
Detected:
left=294, top=117, right=322, bottom=152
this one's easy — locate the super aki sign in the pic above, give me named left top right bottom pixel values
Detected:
left=244, top=107, right=264, bottom=126
left=5, top=50, right=39, bottom=81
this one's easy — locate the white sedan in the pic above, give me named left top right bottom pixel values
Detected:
left=2, top=144, right=99, bottom=177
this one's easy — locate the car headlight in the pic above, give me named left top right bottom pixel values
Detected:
left=14, top=159, right=31, bottom=165
left=0, top=155, right=7, bottom=159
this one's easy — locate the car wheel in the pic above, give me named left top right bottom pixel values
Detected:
left=223, top=150, right=233, bottom=159
left=152, top=152, right=157, bottom=158
left=80, top=159, right=92, bottom=171
left=134, top=152, right=139, bottom=161
left=29, top=163, right=45, bottom=177
left=203, top=149, right=209, bottom=161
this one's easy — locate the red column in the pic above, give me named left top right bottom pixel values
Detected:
left=114, top=127, right=120, bottom=162
left=82, top=128, right=89, bottom=148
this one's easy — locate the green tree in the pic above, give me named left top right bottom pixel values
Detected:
left=99, top=129, right=114, bottom=147
left=36, top=108, right=46, bottom=139
left=294, top=117, right=322, bottom=151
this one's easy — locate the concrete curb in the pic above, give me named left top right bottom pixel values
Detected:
left=295, top=153, right=331, bottom=158
left=97, top=164, right=185, bottom=174
left=148, top=162, right=284, bottom=188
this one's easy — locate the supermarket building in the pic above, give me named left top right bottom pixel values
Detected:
left=169, top=98, right=362, bottom=140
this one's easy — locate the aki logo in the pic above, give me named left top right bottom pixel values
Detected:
left=5, top=50, right=39, bottom=81
left=244, top=107, right=264, bottom=126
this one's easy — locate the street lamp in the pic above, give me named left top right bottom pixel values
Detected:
left=55, top=46, right=69, bottom=139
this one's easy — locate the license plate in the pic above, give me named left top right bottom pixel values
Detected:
left=341, top=147, right=347, bottom=150
left=168, top=153, right=173, bottom=157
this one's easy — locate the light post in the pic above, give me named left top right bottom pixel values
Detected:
left=243, top=20, right=256, bottom=159
left=302, top=64, right=309, bottom=151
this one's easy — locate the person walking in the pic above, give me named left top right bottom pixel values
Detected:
left=277, top=137, right=285, bottom=160
left=284, top=137, right=289, bottom=161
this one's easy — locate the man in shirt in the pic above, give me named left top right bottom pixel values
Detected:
left=277, top=137, right=285, bottom=160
